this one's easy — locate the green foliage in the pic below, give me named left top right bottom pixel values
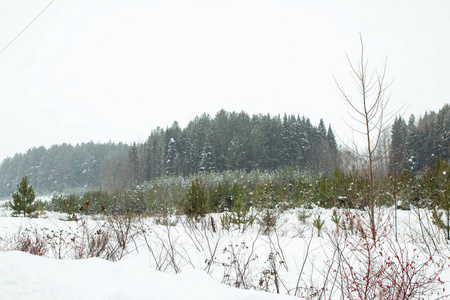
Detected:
left=10, top=176, right=36, bottom=217
left=48, top=194, right=81, bottom=214
left=432, top=178, right=450, bottom=240
left=402, top=105, right=450, bottom=172
left=220, top=213, right=232, bottom=231
left=101, top=110, right=340, bottom=189
left=389, top=116, right=408, bottom=176
left=312, top=175, right=336, bottom=208
left=36, top=158, right=450, bottom=221
left=432, top=209, right=448, bottom=236
left=256, top=181, right=279, bottom=235
left=0, top=104, right=449, bottom=204
left=209, top=180, right=246, bottom=212
left=331, top=168, right=354, bottom=207
left=182, top=179, right=209, bottom=221
left=230, top=194, right=255, bottom=231
left=297, top=207, right=311, bottom=224
left=81, top=191, right=110, bottom=214
left=312, top=215, right=325, bottom=237
left=331, top=209, right=341, bottom=233
left=258, top=208, right=278, bottom=235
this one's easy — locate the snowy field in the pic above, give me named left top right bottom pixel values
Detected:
left=1, top=199, right=450, bottom=300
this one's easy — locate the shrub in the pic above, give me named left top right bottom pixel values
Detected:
left=334, top=218, right=446, bottom=300
left=48, top=194, right=81, bottom=218
left=258, top=208, right=278, bottom=235
left=72, top=219, right=110, bottom=260
left=182, top=179, right=209, bottom=221
left=4, top=227, right=49, bottom=256
left=81, top=191, right=110, bottom=214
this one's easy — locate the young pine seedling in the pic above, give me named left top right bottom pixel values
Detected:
left=313, top=215, right=325, bottom=237
left=331, top=209, right=341, bottom=233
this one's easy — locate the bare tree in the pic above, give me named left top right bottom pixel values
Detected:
left=334, top=34, right=395, bottom=240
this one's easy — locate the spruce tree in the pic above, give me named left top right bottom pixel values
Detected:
left=10, top=176, right=36, bottom=217
left=165, top=138, right=178, bottom=175
left=199, top=140, right=215, bottom=172
left=389, top=116, right=408, bottom=176
left=405, top=115, right=418, bottom=171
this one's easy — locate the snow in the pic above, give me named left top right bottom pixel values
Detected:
left=0, top=203, right=449, bottom=300
left=0, top=251, right=293, bottom=300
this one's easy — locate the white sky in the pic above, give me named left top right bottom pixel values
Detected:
left=0, top=0, right=449, bottom=161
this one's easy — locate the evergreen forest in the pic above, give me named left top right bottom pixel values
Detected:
left=0, top=105, right=448, bottom=200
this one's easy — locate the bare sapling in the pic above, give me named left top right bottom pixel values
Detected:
left=334, top=33, right=399, bottom=241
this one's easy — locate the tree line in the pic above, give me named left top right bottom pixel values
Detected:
left=0, top=105, right=448, bottom=197
left=0, top=142, right=128, bottom=196
left=0, top=110, right=339, bottom=196
left=389, top=104, right=450, bottom=176
left=120, top=110, right=340, bottom=188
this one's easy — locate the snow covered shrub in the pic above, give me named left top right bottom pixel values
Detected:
left=258, top=208, right=278, bottom=235
left=3, top=227, right=49, bottom=256
left=259, top=251, right=287, bottom=294
left=154, top=213, right=178, bottom=227
left=72, top=219, right=110, bottom=260
left=105, top=213, right=140, bottom=261
left=140, top=219, right=184, bottom=273
left=1, top=227, right=76, bottom=259
left=46, top=229, right=73, bottom=259
left=209, top=181, right=245, bottom=212
left=70, top=214, right=140, bottom=261
left=182, top=178, right=209, bottom=222
left=220, top=239, right=259, bottom=289
left=333, top=218, right=447, bottom=300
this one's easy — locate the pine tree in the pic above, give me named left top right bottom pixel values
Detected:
left=10, top=176, right=36, bottom=217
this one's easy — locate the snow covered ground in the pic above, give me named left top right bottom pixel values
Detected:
left=0, top=251, right=296, bottom=300
left=1, top=199, right=450, bottom=300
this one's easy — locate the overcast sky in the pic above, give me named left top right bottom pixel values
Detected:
left=0, top=0, right=448, bottom=161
